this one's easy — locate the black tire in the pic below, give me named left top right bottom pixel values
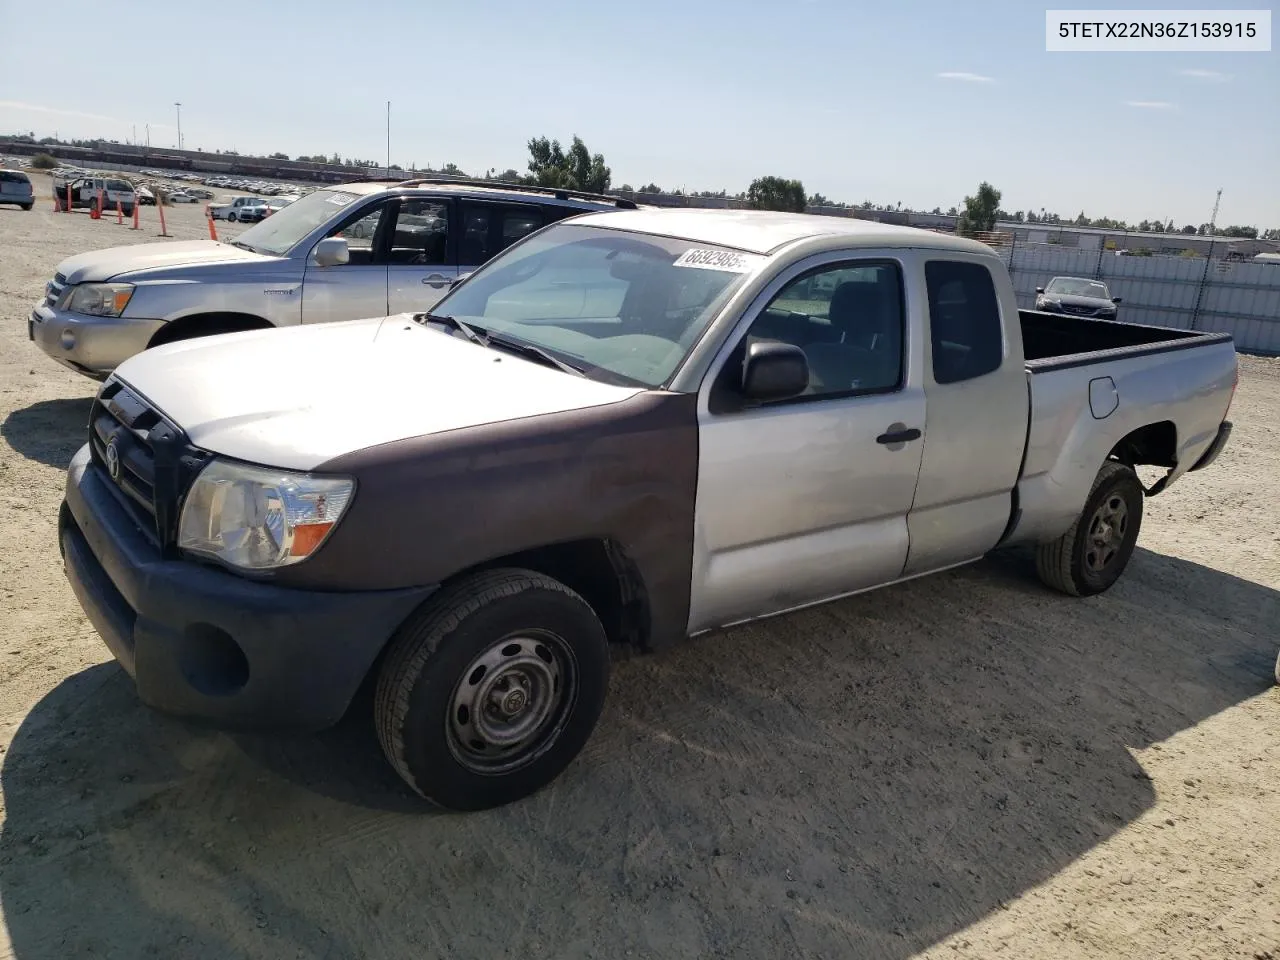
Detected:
left=228, top=212, right=238, bottom=222
left=21, top=203, right=33, bottom=211
left=121, top=205, right=134, bottom=217
left=1036, top=460, right=1144, bottom=596
left=375, top=568, right=610, bottom=811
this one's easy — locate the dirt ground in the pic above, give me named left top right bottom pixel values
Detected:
left=0, top=172, right=1277, bottom=960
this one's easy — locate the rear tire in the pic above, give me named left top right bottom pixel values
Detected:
left=1036, top=460, right=1144, bottom=596
left=375, top=569, right=610, bottom=811
left=21, top=203, right=33, bottom=211
left=121, top=205, right=134, bottom=217
left=227, top=212, right=238, bottom=222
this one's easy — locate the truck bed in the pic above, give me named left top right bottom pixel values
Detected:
left=1019, top=309, right=1232, bottom=370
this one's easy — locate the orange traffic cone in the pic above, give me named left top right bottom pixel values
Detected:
left=90, top=189, right=102, bottom=220
left=116, top=199, right=124, bottom=224
left=206, top=208, right=218, bottom=241
left=131, top=201, right=140, bottom=230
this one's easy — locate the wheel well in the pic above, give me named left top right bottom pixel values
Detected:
left=1108, top=421, right=1177, bottom=469
left=467, top=539, right=652, bottom=654
left=148, top=312, right=273, bottom=349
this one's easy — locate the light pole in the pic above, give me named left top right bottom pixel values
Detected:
left=174, top=102, right=183, bottom=151
left=145, top=123, right=151, bottom=149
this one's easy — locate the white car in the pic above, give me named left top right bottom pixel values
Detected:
left=210, top=196, right=265, bottom=221
left=167, top=191, right=200, bottom=204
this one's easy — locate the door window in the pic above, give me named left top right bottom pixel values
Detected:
left=388, top=199, right=449, bottom=265
left=458, top=203, right=544, bottom=265
left=924, top=260, right=1004, bottom=384
left=722, top=261, right=905, bottom=403
left=331, top=201, right=391, bottom=266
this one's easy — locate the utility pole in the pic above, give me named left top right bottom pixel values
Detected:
left=386, top=101, right=391, bottom=177
left=174, top=102, right=183, bottom=151
left=1209, top=187, right=1222, bottom=234
left=145, top=124, right=151, bottom=149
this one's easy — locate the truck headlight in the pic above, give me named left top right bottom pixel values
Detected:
left=178, top=459, right=354, bottom=570
left=59, top=283, right=135, bottom=317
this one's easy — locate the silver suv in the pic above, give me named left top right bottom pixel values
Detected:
left=29, top=178, right=637, bottom=380
left=0, top=169, right=34, bottom=210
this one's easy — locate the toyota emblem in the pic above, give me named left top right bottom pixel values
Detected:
left=104, top=437, right=121, bottom=481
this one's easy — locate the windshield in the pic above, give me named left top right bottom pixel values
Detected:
left=235, top=189, right=362, bottom=256
left=431, top=224, right=759, bottom=387
left=1046, top=277, right=1110, bottom=299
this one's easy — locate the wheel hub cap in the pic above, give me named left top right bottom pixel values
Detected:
left=1085, top=494, right=1129, bottom=573
left=447, top=633, right=574, bottom=775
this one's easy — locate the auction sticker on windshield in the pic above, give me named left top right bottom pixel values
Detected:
left=673, top=248, right=763, bottom=273
left=326, top=193, right=355, bottom=205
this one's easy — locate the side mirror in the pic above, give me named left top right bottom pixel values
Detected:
left=1035, top=286, right=1045, bottom=294
left=1111, top=297, right=1123, bottom=304
left=313, top=237, right=349, bottom=268
left=742, top=341, right=809, bottom=402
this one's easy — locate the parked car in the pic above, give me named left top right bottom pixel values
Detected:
left=57, top=209, right=1237, bottom=810
left=29, top=178, right=638, bottom=379
left=235, top=199, right=271, bottom=222
left=209, top=196, right=265, bottom=220
left=1036, top=276, right=1122, bottom=319
left=166, top=191, right=200, bottom=204
left=135, top=186, right=156, bottom=206
left=52, top=176, right=136, bottom=216
left=0, top=169, right=34, bottom=210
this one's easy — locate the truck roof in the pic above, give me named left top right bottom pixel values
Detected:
left=569, top=207, right=998, bottom=257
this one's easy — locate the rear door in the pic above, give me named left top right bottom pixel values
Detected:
left=902, top=256, right=1029, bottom=576
left=386, top=197, right=456, bottom=314
left=299, top=198, right=393, bottom=324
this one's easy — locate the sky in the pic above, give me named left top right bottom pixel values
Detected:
left=1, top=0, right=1276, bottom=228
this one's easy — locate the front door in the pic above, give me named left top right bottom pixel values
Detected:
left=299, top=199, right=391, bottom=325
left=689, top=257, right=925, bottom=633
left=387, top=198, right=456, bottom=314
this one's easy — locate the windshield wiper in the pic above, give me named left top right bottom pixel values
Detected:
left=230, top=240, right=255, bottom=252
left=414, top=312, right=489, bottom=347
left=486, top=334, right=587, bottom=377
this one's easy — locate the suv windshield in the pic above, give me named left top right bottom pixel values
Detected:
left=1046, top=277, right=1110, bottom=299
left=429, top=223, right=759, bottom=387
left=236, top=189, right=363, bottom=255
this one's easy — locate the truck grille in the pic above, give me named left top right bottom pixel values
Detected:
left=88, top=379, right=209, bottom=551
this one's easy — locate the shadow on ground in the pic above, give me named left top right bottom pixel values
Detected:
left=1, top=546, right=1275, bottom=959
left=1, top=397, right=93, bottom=469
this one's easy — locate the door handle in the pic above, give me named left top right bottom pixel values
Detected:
left=876, top=427, right=922, bottom=445
left=421, top=274, right=450, bottom=287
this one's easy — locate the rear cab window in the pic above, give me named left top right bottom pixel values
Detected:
left=924, top=260, right=1005, bottom=384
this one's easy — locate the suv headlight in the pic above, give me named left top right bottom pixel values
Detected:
left=178, top=459, right=354, bottom=571
left=59, top=282, right=135, bottom=317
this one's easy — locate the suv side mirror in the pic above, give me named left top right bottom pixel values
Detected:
left=742, top=340, right=809, bottom=402
left=1035, top=286, right=1045, bottom=294
left=1111, top=297, right=1123, bottom=304
left=313, top=237, right=349, bottom=268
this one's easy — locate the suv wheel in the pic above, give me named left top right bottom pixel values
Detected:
left=228, top=212, right=238, bottom=222
left=375, top=569, right=610, bottom=811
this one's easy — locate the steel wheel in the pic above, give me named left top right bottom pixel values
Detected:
left=1084, top=493, right=1129, bottom=573
left=446, top=630, right=576, bottom=776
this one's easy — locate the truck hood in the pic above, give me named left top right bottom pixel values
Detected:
left=111, top=314, right=646, bottom=470
left=55, top=240, right=269, bottom=284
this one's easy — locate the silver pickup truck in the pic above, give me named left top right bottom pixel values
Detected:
left=29, top=178, right=637, bottom=379
left=58, top=209, right=1237, bottom=811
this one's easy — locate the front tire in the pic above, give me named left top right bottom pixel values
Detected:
left=21, top=203, right=33, bottom=211
left=1036, top=460, right=1144, bottom=596
left=375, top=569, right=610, bottom=811
left=227, top=212, right=238, bottom=221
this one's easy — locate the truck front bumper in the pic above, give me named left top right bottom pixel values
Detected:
left=60, top=444, right=436, bottom=731
left=29, top=302, right=165, bottom=380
